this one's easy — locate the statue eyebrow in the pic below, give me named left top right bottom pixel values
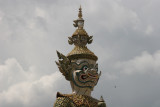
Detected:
left=95, top=63, right=98, bottom=67
left=71, top=61, right=89, bottom=66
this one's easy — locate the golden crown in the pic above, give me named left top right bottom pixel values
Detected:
left=67, top=6, right=98, bottom=61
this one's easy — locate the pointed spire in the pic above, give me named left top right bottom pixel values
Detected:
left=67, top=6, right=98, bottom=61
left=73, top=6, right=84, bottom=28
left=78, top=5, right=82, bottom=18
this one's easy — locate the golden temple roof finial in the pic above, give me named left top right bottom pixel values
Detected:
left=78, top=5, right=82, bottom=18
left=73, top=5, right=84, bottom=28
left=67, top=6, right=98, bottom=61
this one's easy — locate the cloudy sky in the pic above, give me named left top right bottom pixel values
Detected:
left=0, top=0, right=160, bottom=107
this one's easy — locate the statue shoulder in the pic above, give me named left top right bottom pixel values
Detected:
left=53, top=92, right=76, bottom=107
left=54, top=97, right=70, bottom=107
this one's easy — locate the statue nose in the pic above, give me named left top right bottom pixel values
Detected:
left=90, top=69, right=97, bottom=74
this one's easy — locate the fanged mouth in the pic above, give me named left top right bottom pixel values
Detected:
left=81, top=74, right=88, bottom=80
left=88, top=73, right=98, bottom=78
left=80, top=73, right=98, bottom=80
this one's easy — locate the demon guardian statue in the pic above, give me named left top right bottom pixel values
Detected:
left=54, top=6, right=106, bottom=107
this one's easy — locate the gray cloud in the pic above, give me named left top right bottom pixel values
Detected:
left=116, top=51, right=160, bottom=75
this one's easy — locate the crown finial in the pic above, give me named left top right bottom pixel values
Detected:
left=67, top=6, right=97, bottom=61
left=78, top=5, right=82, bottom=18
left=69, top=6, right=94, bottom=47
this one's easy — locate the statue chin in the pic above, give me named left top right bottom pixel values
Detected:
left=70, top=81, right=92, bottom=96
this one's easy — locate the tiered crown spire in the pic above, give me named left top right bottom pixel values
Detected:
left=78, top=5, right=82, bottom=18
left=67, top=6, right=98, bottom=61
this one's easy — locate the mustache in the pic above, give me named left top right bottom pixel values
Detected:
left=84, top=69, right=101, bottom=79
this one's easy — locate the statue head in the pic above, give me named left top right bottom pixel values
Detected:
left=70, top=58, right=101, bottom=91
left=56, top=51, right=101, bottom=95
left=55, top=6, right=101, bottom=96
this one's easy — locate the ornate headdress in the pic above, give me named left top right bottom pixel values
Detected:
left=56, top=6, right=98, bottom=80
left=67, top=6, right=98, bottom=61
left=54, top=7, right=107, bottom=107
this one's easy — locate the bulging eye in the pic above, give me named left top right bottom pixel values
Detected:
left=82, top=65, right=88, bottom=71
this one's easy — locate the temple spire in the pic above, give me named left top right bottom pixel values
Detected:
left=73, top=5, right=84, bottom=28
left=67, top=6, right=98, bottom=61
left=78, top=5, right=82, bottom=18
left=68, top=6, right=94, bottom=46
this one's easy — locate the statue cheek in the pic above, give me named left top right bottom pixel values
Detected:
left=71, top=70, right=80, bottom=78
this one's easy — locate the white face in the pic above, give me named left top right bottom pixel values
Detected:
left=71, top=59, right=101, bottom=90
left=78, top=21, right=84, bottom=28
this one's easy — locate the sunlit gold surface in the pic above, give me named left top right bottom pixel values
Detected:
left=67, top=46, right=98, bottom=61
